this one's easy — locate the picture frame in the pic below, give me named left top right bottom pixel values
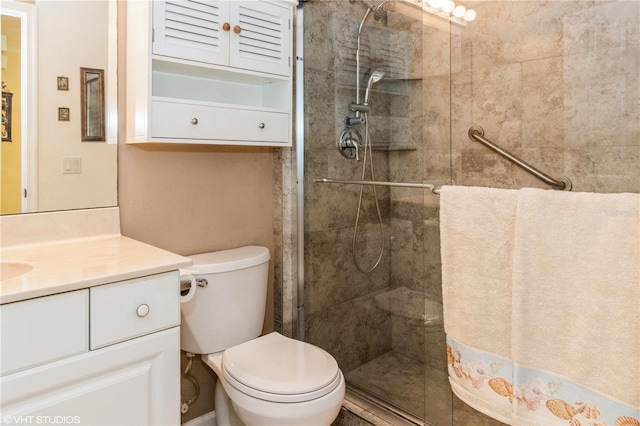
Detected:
left=57, top=76, right=69, bottom=91
left=2, top=91, right=12, bottom=142
left=80, top=67, right=105, bottom=142
left=58, top=107, right=70, bottom=121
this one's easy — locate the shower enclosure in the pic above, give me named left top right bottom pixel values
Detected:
left=301, top=1, right=454, bottom=424
left=295, top=0, right=640, bottom=425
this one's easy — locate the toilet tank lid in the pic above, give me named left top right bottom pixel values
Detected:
left=186, top=246, right=270, bottom=274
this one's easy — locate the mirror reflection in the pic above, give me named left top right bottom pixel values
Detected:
left=80, top=67, right=105, bottom=142
left=0, top=0, right=117, bottom=215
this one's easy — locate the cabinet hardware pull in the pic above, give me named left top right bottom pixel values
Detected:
left=136, top=304, right=150, bottom=318
left=222, top=22, right=230, bottom=31
left=191, top=118, right=198, bottom=125
left=258, top=123, right=265, bottom=129
left=233, top=25, right=242, bottom=34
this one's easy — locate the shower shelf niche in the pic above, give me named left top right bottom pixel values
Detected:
left=374, top=286, right=443, bottom=328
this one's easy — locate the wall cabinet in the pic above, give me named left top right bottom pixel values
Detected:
left=126, top=0, right=296, bottom=146
left=0, top=272, right=180, bottom=425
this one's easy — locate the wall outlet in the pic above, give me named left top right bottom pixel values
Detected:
left=62, top=156, right=81, bottom=174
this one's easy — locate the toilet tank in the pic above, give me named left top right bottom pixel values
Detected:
left=180, top=246, right=270, bottom=354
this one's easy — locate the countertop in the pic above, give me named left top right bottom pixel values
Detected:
left=1, top=235, right=192, bottom=304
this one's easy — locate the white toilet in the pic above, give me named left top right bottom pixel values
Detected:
left=180, top=246, right=345, bottom=426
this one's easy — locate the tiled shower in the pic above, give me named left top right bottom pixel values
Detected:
left=280, top=1, right=639, bottom=425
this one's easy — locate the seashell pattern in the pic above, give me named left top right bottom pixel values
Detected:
left=546, top=399, right=578, bottom=420
left=488, top=378, right=513, bottom=398
left=446, top=338, right=634, bottom=426
left=616, top=417, right=640, bottom=426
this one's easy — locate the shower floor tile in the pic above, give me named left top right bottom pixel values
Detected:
left=344, top=351, right=450, bottom=423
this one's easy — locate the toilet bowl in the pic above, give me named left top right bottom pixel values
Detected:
left=204, top=333, right=345, bottom=426
left=180, top=246, right=345, bottom=426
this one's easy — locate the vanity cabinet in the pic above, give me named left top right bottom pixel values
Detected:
left=0, top=272, right=180, bottom=425
left=126, top=0, right=296, bottom=146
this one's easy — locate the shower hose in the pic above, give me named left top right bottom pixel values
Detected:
left=352, top=112, right=385, bottom=274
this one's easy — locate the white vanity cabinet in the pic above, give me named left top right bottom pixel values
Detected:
left=0, top=272, right=180, bottom=425
left=126, top=0, right=296, bottom=146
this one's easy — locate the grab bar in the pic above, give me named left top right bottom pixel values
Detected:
left=468, top=126, right=572, bottom=191
left=315, top=178, right=441, bottom=194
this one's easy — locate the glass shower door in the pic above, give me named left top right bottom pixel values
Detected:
left=302, top=1, right=454, bottom=424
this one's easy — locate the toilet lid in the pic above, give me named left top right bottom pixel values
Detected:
left=222, top=332, right=340, bottom=398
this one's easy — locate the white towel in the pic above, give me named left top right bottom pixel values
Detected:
left=441, top=185, right=518, bottom=358
left=511, top=189, right=640, bottom=417
left=440, top=185, right=518, bottom=422
left=441, top=186, right=640, bottom=425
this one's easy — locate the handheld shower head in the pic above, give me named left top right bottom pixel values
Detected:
left=363, top=69, right=385, bottom=105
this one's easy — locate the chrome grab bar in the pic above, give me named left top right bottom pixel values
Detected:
left=468, top=126, right=572, bottom=191
left=314, top=178, right=441, bottom=194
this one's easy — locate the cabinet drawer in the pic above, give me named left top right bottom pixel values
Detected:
left=151, top=100, right=290, bottom=144
left=1, top=290, right=88, bottom=376
left=90, top=272, right=179, bottom=350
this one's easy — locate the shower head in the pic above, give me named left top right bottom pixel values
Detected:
left=363, top=69, right=385, bottom=105
left=373, top=1, right=395, bottom=21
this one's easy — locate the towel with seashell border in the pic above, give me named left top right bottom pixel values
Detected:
left=446, top=338, right=640, bottom=426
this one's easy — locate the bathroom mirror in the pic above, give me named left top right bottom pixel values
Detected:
left=0, top=0, right=117, bottom=215
left=80, top=67, right=105, bottom=142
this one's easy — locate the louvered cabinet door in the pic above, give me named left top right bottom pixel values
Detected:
left=153, top=0, right=231, bottom=65
left=229, top=1, right=291, bottom=77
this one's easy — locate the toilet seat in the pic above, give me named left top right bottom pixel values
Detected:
left=221, top=332, right=341, bottom=403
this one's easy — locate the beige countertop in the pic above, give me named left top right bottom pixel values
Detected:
left=1, top=235, right=191, bottom=304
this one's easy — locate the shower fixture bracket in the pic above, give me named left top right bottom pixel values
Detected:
left=350, top=103, right=371, bottom=113
left=344, top=115, right=366, bottom=127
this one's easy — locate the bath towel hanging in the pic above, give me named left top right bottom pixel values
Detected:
left=440, top=185, right=640, bottom=426
left=440, top=185, right=518, bottom=424
left=510, top=188, right=639, bottom=426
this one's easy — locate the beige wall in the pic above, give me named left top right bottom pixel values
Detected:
left=118, top=144, right=275, bottom=261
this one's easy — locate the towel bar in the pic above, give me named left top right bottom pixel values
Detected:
left=314, top=178, right=441, bottom=194
left=468, top=126, right=572, bottom=191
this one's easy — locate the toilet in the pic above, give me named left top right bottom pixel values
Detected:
left=180, top=246, right=345, bottom=426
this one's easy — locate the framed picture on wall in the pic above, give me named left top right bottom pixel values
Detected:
left=57, top=76, right=69, bottom=91
left=58, top=107, right=70, bottom=122
left=2, top=91, right=12, bottom=142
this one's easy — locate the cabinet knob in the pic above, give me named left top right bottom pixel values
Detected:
left=222, top=22, right=230, bottom=32
left=258, top=122, right=265, bottom=129
left=136, top=304, right=150, bottom=318
left=233, top=25, right=242, bottom=34
left=191, top=118, right=198, bottom=125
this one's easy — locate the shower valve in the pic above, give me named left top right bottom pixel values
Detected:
left=338, top=127, right=362, bottom=161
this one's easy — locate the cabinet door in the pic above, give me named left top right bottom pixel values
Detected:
left=0, top=328, right=180, bottom=426
left=153, top=0, right=230, bottom=66
left=229, top=1, right=292, bottom=76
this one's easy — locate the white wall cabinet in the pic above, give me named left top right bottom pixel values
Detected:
left=126, top=0, right=296, bottom=146
left=0, top=272, right=181, bottom=425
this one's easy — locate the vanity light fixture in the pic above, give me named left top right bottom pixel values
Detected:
left=407, top=0, right=476, bottom=24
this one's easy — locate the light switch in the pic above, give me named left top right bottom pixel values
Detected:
left=62, top=156, right=81, bottom=174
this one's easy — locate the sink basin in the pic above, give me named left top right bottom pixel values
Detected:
left=1, top=261, right=34, bottom=280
